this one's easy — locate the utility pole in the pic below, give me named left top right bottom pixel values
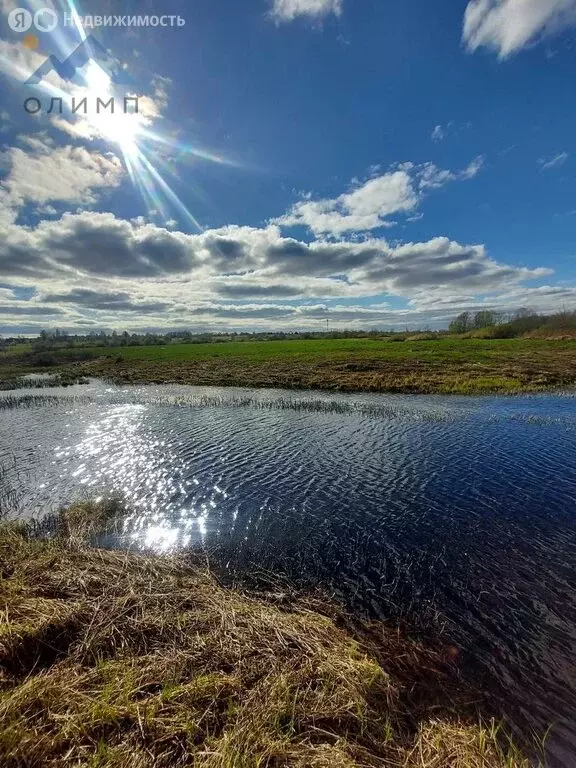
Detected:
left=326, top=318, right=329, bottom=334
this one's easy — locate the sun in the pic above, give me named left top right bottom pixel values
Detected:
left=81, top=61, right=143, bottom=156
left=84, top=60, right=110, bottom=92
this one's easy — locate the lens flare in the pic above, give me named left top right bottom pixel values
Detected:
left=0, top=0, right=240, bottom=232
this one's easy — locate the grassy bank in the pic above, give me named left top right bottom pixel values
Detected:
left=3, top=336, right=576, bottom=394
left=0, top=503, right=530, bottom=767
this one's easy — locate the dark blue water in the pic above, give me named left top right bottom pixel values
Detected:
left=1, top=382, right=575, bottom=765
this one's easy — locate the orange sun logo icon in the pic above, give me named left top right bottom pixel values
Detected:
left=22, top=34, right=39, bottom=51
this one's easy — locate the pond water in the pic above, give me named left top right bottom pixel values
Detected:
left=1, top=381, right=576, bottom=765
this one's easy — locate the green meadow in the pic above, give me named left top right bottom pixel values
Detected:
left=2, top=336, right=575, bottom=394
left=87, top=336, right=576, bottom=364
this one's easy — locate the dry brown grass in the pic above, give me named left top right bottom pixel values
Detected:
left=0, top=505, right=531, bottom=767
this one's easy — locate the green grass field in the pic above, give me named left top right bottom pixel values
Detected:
left=2, top=337, right=576, bottom=394
left=0, top=343, right=32, bottom=358
left=61, top=337, right=576, bottom=393
left=93, top=336, right=573, bottom=362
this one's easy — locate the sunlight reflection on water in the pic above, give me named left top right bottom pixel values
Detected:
left=47, top=401, right=226, bottom=551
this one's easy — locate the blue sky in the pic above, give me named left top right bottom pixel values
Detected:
left=0, top=0, right=575, bottom=333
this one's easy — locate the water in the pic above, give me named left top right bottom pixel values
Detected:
left=1, top=380, right=576, bottom=765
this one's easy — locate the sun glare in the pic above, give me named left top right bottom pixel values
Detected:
left=84, top=60, right=110, bottom=91
left=24, top=27, right=231, bottom=229
left=80, top=61, right=142, bottom=155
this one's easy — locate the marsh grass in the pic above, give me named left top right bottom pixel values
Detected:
left=78, top=337, right=576, bottom=395
left=0, top=501, right=534, bottom=767
left=3, top=337, right=576, bottom=395
left=0, top=372, right=89, bottom=392
left=0, top=393, right=91, bottom=411
left=0, top=389, right=454, bottom=422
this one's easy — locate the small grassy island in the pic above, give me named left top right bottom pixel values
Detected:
left=0, top=503, right=531, bottom=767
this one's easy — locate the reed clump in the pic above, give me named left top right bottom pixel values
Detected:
left=0, top=502, right=529, bottom=767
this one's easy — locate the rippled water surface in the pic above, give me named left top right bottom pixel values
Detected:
left=1, top=381, right=576, bottom=765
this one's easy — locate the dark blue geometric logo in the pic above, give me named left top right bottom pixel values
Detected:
left=25, top=34, right=135, bottom=86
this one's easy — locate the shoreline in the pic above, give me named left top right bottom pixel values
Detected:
left=0, top=503, right=532, bottom=767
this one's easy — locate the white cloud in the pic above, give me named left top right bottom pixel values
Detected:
left=270, top=0, right=342, bottom=22
left=0, top=38, right=71, bottom=90
left=539, top=151, right=569, bottom=170
left=151, top=75, right=172, bottom=112
left=0, top=205, right=564, bottom=333
left=460, top=155, right=485, bottom=179
left=275, top=170, right=417, bottom=236
left=35, top=204, right=59, bottom=216
left=1, top=140, right=122, bottom=209
left=49, top=117, right=99, bottom=141
left=417, top=157, right=484, bottom=190
left=275, top=159, right=484, bottom=237
left=463, top=0, right=576, bottom=58
left=0, top=211, right=550, bottom=305
left=16, top=133, right=55, bottom=151
left=0, top=190, right=17, bottom=228
left=431, top=125, right=445, bottom=142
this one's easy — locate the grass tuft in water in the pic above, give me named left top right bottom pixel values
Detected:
left=0, top=372, right=89, bottom=391
left=0, top=388, right=454, bottom=424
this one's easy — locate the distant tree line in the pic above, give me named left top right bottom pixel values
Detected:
left=18, top=328, right=391, bottom=353
left=448, top=308, right=576, bottom=337
left=1, top=308, right=575, bottom=353
left=448, top=310, right=500, bottom=333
